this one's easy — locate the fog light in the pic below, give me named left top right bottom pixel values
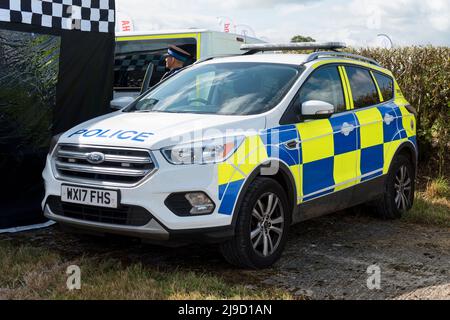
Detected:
left=185, top=192, right=215, bottom=215
left=165, top=192, right=216, bottom=216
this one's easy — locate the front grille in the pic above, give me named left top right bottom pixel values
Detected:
left=53, top=144, right=156, bottom=186
left=47, top=196, right=152, bottom=226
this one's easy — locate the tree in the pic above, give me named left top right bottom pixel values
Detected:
left=291, top=35, right=316, bottom=43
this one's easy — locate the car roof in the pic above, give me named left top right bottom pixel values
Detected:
left=201, top=53, right=392, bottom=75
left=201, top=54, right=311, bottom=65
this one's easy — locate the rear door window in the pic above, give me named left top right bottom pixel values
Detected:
left=346, top=66, right=380, bottom=108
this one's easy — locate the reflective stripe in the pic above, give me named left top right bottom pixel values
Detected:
left=341, top=66, right=354, bottom=109
left=338, top=66, right=351, bottom=110
left=370, top=70, right=384, bottom=102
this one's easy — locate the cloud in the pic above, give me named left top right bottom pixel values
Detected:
left=115, top=0, right=450, bottom=46
left=194, top=0, right=315, bottom=10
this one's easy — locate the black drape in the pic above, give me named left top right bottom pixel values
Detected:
left=54, top=30, right=114, bottom=134
left=0, top=16, right=115, bottom=229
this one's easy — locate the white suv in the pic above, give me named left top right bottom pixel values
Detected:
left=43, top=43, right=418, bottom=268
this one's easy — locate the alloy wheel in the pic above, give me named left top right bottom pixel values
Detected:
left=394, top=165, right=412, bottom=211
left=250, top=192, right=284, bottom=257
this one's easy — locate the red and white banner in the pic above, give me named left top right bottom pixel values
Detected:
left=115, top=12, right=134, bottom=32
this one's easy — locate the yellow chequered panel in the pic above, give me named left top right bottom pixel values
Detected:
left=217, top=162, right=246, bottom=185
left=290, top=164, right=303, bottom=204
left=394, top=80, right=409, bottom=106
left=333, top=150, right=360, bottom=191
left=383, top=139, right=407, bottom=174
left=355, top=108, right=384, bottom=148
left=218, top=135, right=268, bottom=186
left=228, top=135, right=269, bottom=176
left=296, top=119, right=334, bottom=163
left=399, top=106, right=416, bottom=138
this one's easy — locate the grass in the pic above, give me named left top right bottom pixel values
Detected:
left=0, top=243, right=292, bottom=300
left=0, top=178, right=448, bottom=300
left=402, top=177, right=450, bottom=228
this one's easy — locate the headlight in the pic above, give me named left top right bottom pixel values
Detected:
left=49, top=133, right=62, bottom=155
left=161, top=136, right=244, bottom=165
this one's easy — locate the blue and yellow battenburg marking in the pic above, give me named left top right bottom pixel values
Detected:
left=217, top=66, right=416, bottom=216
left=217, top=135, right=269, bottom=215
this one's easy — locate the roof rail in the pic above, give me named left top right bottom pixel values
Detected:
left=193, top=54, right=242, bottom=65
left=304, top=51, right=381, bottom=66
left=240, top=42, right=347, bottom=55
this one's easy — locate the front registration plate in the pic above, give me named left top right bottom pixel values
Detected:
left=61, top=185, right=118, bottom=208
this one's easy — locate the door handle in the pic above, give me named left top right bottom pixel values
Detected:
left=341, top=122, right=355, bottom=136
left=285, top=139, right=299, bottom=150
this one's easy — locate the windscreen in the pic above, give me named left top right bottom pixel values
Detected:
left=126, top=62, right=301, bottom=115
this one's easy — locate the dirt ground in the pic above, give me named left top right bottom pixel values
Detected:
left=1, top=210, right=449, bottom=300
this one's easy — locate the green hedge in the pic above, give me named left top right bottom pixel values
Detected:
left=350, top=47, right=450, bottom=176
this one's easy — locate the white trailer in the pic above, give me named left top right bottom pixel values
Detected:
left=113, top=29, right=265, bottom=99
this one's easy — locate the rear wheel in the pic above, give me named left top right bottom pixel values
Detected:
left=220, top=177, right=291, bottom=269
left=375, top=154, right=415, bottom=219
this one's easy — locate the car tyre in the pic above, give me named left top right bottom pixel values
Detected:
left=220, top=177, right=291, bottom=269
left=374, top=154, right=415, bottom=219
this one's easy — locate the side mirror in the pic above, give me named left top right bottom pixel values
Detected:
left=301, top=100, right=335, bottom=118
left=110, top=96, right=135, bottom=110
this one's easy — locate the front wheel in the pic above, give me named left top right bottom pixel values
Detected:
left=375, top=154, right=415, bottom=219
left=220, top=177, right=291, bottom=269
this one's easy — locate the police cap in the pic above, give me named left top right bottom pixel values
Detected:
left=165, top=45, right=192, bottom=63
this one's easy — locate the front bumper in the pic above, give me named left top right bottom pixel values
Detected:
left=44, top=202, right=170, bottom=240
left=43, top=195, right=235, bottom=244
left=42, top=150, right=236, bottom=242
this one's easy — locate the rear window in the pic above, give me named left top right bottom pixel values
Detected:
left=346, top=66, right=380, bottom=108
left=373, top=72, right=394, bottom=101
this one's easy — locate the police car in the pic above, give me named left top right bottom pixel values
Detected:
left=42, top=43, right=418, bottom=269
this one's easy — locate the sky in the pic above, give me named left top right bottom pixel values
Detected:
left=115, top=0, right=450, bottom=47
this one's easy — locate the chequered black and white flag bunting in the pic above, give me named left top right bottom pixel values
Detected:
left=0, top=0, right=115, bottom=33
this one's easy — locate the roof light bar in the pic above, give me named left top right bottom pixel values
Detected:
left=240, top=42, right=381, bottom=67
left=241, top=42, right=347, bottom=53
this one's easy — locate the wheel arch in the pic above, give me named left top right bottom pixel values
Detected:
left=389, top=140, right=418, bottom=178
left=230, top=160, right=297, bottom=228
